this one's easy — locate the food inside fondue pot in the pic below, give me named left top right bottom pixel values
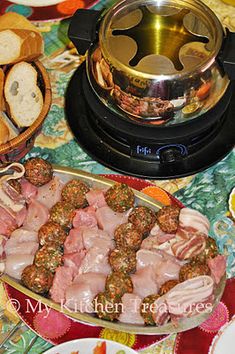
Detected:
left=0, top=158, right=226, bottom=327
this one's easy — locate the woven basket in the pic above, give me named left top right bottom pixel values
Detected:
left=0, top=60, right=52, bottom=163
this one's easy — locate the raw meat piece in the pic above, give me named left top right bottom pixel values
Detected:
left=5, top=254, right=34, bottom=279
left=73, top=207, right=97, bottom=229
left=50, top=266, right=74, bottom=303
left=0, top=184, right=25, bottom=217
left=0, top=206, right=17, bottom=236
left=152, top=296, right=170, bottom=326
left=64, top=228, right=84, bottom=254
left=96, top=206, right=128, bottom=236
left=119, top=293, right=144, bottom=324
left=131, top=266, right=158, bottom=299
left=166, top=275, right=214, bottom=317
left=15, top=206, right=27, bottom=227
left=150, top=223, right=176, bottom=244
left=178, top=208, right=210, bottom=237
left=155, top=258, right=180, bottom=286
left=0, top=235, right=7, bottom=260
left=78, top=247, right=111, bottom=275
left=157, top=241, right=175, bottom=257
left=2, top=181, right=25, bottom=204
left=136, top=249, right=180, bottom=287
left=141, top=235, right=160, bottom=250
left=136, top=249, right=164, bottom=270
left=171, top=232, right=206, bottom=260
left=10, top=228, right=38, bottom=242
left=23, top=199, right=49, bottom=232
left=20, top=179, right=38, bottom=201
left=64, top=273, right=106, bottom=313
left=141, top=232, right=176, bottom=257
left=63, top=250, right=86, bottom=276
left=82, top=228, right=115, bottom=251
left=0, top=182, right=25, bottom=213
left=65, top=283, right=94, bottom=313
left=85, top=189, right=107, bottom=208
left=141, top=233, right=175, bottom=250
left=73, top=272, right=106, bottom=290
left=36, top=176, right=64, bottom=209
left=5, top=238, right=38, bottom=256
left=207, top=255, right=226, bottom=284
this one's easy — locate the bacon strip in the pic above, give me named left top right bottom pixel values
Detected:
left=0, top=163, right=25, bottom=213
left=165, top=275, right=214, bottom=317
left=171, top=232, right=206, bottom=260
left=152, top=295, right=170, bottom=326
left=178, top=208, right=210, bottom=237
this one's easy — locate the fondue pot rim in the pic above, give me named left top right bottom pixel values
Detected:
left=99, top=0, right=225, bottom=80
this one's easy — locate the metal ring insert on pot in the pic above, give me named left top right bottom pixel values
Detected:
left=69, top=0, right=234, bottom=126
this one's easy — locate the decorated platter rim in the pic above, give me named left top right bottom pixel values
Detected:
left=0, top=164, right=227, bottom=335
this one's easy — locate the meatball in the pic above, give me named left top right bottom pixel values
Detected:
left=109, top=248, right=136, bottom=274
left=159, top=280, right=180, bottom=296
left=105, top=183, right=135, bottom=212
left=140, top=294, right=160, bottom=325
left=191, top=237, right=218, bottom=264
left=38, top=221, right=67, bottom=246
left=49, top=201, right=75, bottom=228
left=24, top=158, right=53, bottom=187
left=61, top=179, right=90, bottom=209
left=128, top=206, right=156, bottom=235
left=21, top=264, right=54, bottom=294
left=7, top=179, right=22, bottom=194
left=93, top=292, right=122, bottom=321
left=34, top=243, right=63, bottom=272
left=156, top=205, right=180, bottom=234
left=105, top=271, right=133, bottom=298
left=179, top=262, right=210, bottom=282
left=114, top=223, right=142, bottom=251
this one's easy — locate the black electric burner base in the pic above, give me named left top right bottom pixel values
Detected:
left=65, top=64, right=235, bottom=179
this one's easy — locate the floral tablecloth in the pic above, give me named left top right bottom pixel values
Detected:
left=0, top=0, right=235, bottom=353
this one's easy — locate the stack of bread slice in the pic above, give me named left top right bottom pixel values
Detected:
left=0, top=12, right=44, bottom=145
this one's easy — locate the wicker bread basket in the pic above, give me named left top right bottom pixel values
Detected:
left=0, top=60, right=52, bottom=163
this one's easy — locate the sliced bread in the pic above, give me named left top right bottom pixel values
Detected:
left=0, top=68, right=4, bottom=111
left=0, top=115, right=10, bottom=144
left=4, top=61, right=43, bottom=127
left=0, top=12, right=40, bottom=32
left=0, top=29, right=43, bottom=65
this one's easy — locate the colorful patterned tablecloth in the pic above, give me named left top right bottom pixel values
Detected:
left=0, top=0, right=235, bottom=353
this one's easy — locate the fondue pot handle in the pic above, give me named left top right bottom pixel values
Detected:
left=219, top=29, right=235, bottom=81
left=68, top=9, right=102, bottom=55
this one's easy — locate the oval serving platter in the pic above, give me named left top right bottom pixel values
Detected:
left=0, top=165, right=226, bottom=335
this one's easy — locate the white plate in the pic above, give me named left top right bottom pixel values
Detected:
left=44, top=338, right=138, bottom=354
left=9, top=0, right=65, bottom=7
left=209, top=316, right=235, bottom=354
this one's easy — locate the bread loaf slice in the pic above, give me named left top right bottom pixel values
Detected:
left=4, top=62, right=43, bottom=127
left=0, top=59, right=7, bottom=144
left=0, top=12, right=40, bottom=32
left=0, top=29, right=43, bottom=65
left=1, top=111, right=19, bottom=140
left=0, top=114, right=10, bottom=144
left=0, top=68, right=4, bottom=111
